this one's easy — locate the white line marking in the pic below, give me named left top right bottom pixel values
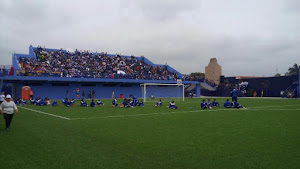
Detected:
left=19, top=106, right=70, bottom=120
left=247, top=105, right=297, bottom=108
left=70, top=107, right=300, bottom=120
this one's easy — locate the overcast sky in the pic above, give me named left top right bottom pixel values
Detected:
left=1, top=0, right=300, bottom=76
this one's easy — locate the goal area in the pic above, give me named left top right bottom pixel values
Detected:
left=140, top=83, right=184, bottom=102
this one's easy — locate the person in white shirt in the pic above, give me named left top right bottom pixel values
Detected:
left=0, top=94, right=18, bottom=131
left=0, top=92, right=5, bottom=104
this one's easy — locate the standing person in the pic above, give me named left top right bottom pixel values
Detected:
left=29, top=90, right=34, bottom=99
left=112, top=90, right=115, bottom=99
left=82, top=90, right=85, bottom=99
left=253, top=91, right=257, bottom=97
left=261, top=90, right=264, bottom=97
left=92, top=90, right=95, bottom=99
left=0, top=94, right=18, bottom=131
left=65, top=90, right=69, bottom=99
left=76, top=88, right=80, bottom=99
left=232, top=89, right=238, bottom=102
left=0, top=92, right=5, bottom=105
left=88, top=90, right=92, bottom=99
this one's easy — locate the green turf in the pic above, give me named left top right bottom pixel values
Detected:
left=1, top=98, right=300, bottom=169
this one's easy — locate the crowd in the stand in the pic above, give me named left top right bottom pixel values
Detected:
left=0, top=66, right=14, bottom=76
left=17, top=46, right=179, bottom=80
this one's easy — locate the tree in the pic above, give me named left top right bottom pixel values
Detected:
left=274, top=73, right=281, bottom=77
left=286, top=63, right=299, bottom=76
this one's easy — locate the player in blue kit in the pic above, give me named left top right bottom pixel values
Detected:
left=155, top=99, right=162, bottom=107
left=138, top=100, right=145, bottom=107
left=211, top=99, right=220, bottom=107
left=90, top=99, right=96, bottom=107
left=81, top=99, right=88, bottom=107
left=201, top=99, right=210, bottom=109
left=232, top=89, right=238, bottom=102
left=52, top=100, right=58, bottom=106
left=97, top=99, right=104, bottom=106
left=112, top=97, right=118, bottom=107
left=232, top=101, right=243, bottom=109
left=130, top=94, right=138, bottom=106
left=169, top=101, right=178, bottom=109
left=224, top=99, right=232, bottom=108
left=122, top=99, right=131, bottom=108
left=206, top=99, right=212, bottom=108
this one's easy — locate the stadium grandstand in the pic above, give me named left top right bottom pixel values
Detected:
left=0, top=45, right=205, bottom=100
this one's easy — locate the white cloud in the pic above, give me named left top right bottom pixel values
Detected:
left=0, top=0, right=299, bottom=76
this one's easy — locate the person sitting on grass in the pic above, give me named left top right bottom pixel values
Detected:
left=96, top=99, right=104, bottom=106
left=30, top=98, right=35, bottom=105
left=36, top=98, right=46, bottom=106
left=81, top=99, right=88, bottom=107
left=212, top=98, right=220, bottom=107
left=90, top=99, right=96, bottom=107
left=128, top=99, right=134, bottom=107
left=45, top=98, right=51, bottom=105
left=149, top=94, right=155, bottom=99
left=201, top=99, right=209, bottom=109
left=112, top=97, right=118, bottom=107
left=169, top=101, right=178, bottom=109
left=122, top=99, right=131, bottom=108
left=224, top=99, right=232, bottom=108
left=206, top=99, right=212, bottom=108
left=155, top=99, right=162, bottom=107
left=138, top=100, right=145, bottom=107
left=20, top=99, right=27, bottom=105
left=52, top=100, right=58, bottom=106
left=62, top=98, right=68, bottom=106
left=14, top=98, right=21, bottom=105
left=70, top=98, right=75, bottom=105
left=232, top=101, right=243, bottom=109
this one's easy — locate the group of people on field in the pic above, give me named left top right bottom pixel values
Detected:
left=0, top=89, right=245, bottom=131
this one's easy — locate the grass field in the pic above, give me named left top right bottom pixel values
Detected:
left=1, top=97, right=300, bottom=169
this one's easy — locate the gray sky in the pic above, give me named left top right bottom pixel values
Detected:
left=1, top=0, right=300, bottom=76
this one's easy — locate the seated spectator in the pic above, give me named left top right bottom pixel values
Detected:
left=201, top=99, right=209, bottom=109
left=232, top=101, right=243, bottom=109
left=70, top=98, right=75, bottom=105
left=16, top=46, right=181, bottom=81
left=96, top=99, right=104, bottom=106
left=155, top=99, right=162, bottom=107
left=112, top=97, right=118, bottom=107
left=206, top=99, right=212, bottom=108
left=169, top=101, right=178, bottom=109
left=62, top=98, right=68, bottom=106
left=211, top=99, right=220, bottom=107
left=45, top=98, right=51, bottom=105
left=30, top=98, right=36, bottom=105
left=52, top=100, right=58, bottom=106
left=122, top=99, right=130, bottom=108
left=90, top=99, right=96, bottom=107
left=138, top=100, right=145, bottom=107
left=81, top=99, right=88, bottom=107
left=149, top=94, right=155, bottom=99
left=224, top=99, right=232, bottom=108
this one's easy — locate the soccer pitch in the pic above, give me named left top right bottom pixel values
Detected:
left=1, top=98, right=300, bottom=169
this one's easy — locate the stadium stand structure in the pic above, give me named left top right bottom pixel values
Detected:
left=202, top=75, right=299, bottom=97
left=299, top=65, right=300, bottom=97
left=0, top=46, right=201, bottom=99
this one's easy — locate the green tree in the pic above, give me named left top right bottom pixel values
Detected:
left=286, top=63, right=299, bottom=76
left=274, top=73, right=281, bottom=77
